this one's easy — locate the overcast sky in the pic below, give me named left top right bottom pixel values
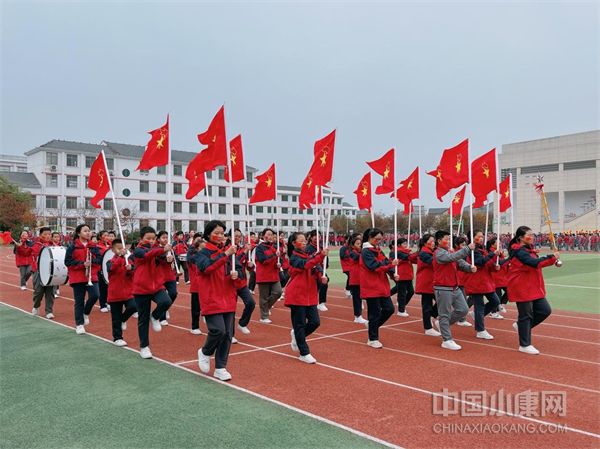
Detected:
left=1, top=1, right=598, bottom=212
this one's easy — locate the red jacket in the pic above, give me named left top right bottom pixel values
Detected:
left=432, top=246, right=470, bottom=288
left=390, top=247, right=414, bottom=281
left=29, top=240, right=50, bottom=272
left=347, top=248, right=361, bottom=286
left=255, top=242, right=279, bottom=283
left=65, top=239, right=102, bottom=284
left=464, top=246, right=497, bottom=295
left=339, top=246, right=353, bottom=272
left=359, top=244, right=394, bottom=298
left=284, top=250, right=325, bottom=307
left=187, top=246, right=201, bottom=293
left=492, top=256, right=509, bottom=288
left=507, top=243, right=556, bottom=302
left=173, top=241, right=189, bottom=256
left=195, top=242, right=237, bottom=315
left=233, top=247, right=253, bottom=290
left=415, top=247, right=434, bottom=294
left=132, top=243, right=166, bottom=295
left=14, top=240, right=32, bottom=267
left=107, top=254, right=134, bottom=302
left=157, top=247, right=177, bottom=283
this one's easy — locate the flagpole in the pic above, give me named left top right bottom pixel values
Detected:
left=449, top=196, right=453, bottom=249
left=314, top=185, right=320, bottom=252
left=204, top=173, right=212, bottom=220
left=167, top=137, right=172, bottom=236
left=457, top=210, right=463, bottom=237
left=323, top=185, right=334, bottom=277
left=495, top=150, right=501, bottom=265
left=393, top=155, right=398, bottom=276
left=418, top=203, right=422, bottom=238
left=101, top=150, right=128, bottom=266
left=370, top=208, right=375, bottom=228
left=275, top=188, right=281, bottom=267
left=225, top=136, right=236, bottom=269
left=510, top=173, right=514, bottom=238
left=407, top=202, right=412, bottom=248
left=484, top=200, right=489, bottom=245
left=468, top=147, right=475, bottom=267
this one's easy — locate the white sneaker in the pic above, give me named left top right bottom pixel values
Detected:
left=56, top=289, right=60, bottom=295
left=259, top=318, right=272, bottom=324
left=133, top=312, right=139, bottom=318
left=490, top=312, right=504, bottom=320
left=45, top=313, right=55, bottom=320
left=213, top=368, right=232, bottom=381
left=237, top=325, right=251, bottom=335
left=299, top=354, right=317, bottom=364
left=150, top=316, right=162, bottom=332
left=31, top=307, right=39, bottom=316
left=457, top=320, right=472, bottom=327
left=231, top=337, right=238, bottom=344
left=367, top=340, right=383, bottom=349
left=317, top=303, right=328, bottom=312
left=354, top=316, right=368, bottom=324
left=140, top=347, right=153, bottom=359
left=121, top=322, right=127, bottom=331
left=499, top=305, right=507, bottom=313
left=106, top=304, right=111, bottom=311
left=20, top=286, right=26, bottom=291
left=519, top=345, right=540, bottom=355
left=198, top=349, right=210, bottom=373
left=290, top=329, right=299, bottom=352
left=397, top=311, right=409, bottom=317
left=476, top=330, right=494, bottom=340
left=114, top=339, right=127, bottom=347
left=441, top=340, right=462, bottom=351
left=83, top=314, right=90, bottom=325
left=100, top=307, right=109, bottom=313
left=166, top=311, right=170, bottom=319
left=75, top=325, right=86, bottom=335
left=513, top=322, right=519, bottom=331
left=160, top=320, right=169, bottom=326
left=190, top=328, right=202, bottom=335
left=344, top=290, right=351, bottom=297
left=425, top=328, right=441, bottom=337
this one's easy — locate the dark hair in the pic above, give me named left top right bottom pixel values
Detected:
left=250, top=232, right=256, bottom=236
left=107, top=231, right=116, bottom=237
left=97, top=230, right=107, bottom=240
left=157, top=230, right=169, bottom=240
left=362, top=228, right=383, bottom=244
left=74, top=224, right=89, bottom=239
left=193, top=232, right=202, bottom=240
left=473, top=229, right=483, bottom=237
left=453, top=236, right=467, bottom=248
left=509, top=226, right=531, bottom=247
left=349, top=234, right=362, bottom=248
left=234, top=228, right=241, bottom=233
left=434, top=230, right=449, bottom=244
left=51, top=231, right=60, bottom=238
left=262, top=228, right=275, bottom=237
left=176, top=231, right=184, bottom=236
left=140, top=226, right=156, bottom=238
left=287, top=232, right=303, bottom=258
left=203, top=220, right=226, bottom=241
left=389, top=238, right=407, bottom=250
left=486, top=237, right=497, bottom=252
left=112, top=238, right=123, bottom=247
left=419, top=233, right=433, bottom=249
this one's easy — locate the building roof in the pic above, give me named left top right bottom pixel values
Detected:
left=1, top=172, right=41, bottom=189
left=428, top=207, right=448, bottom=216
left=342, top=202, right=357, bottom=208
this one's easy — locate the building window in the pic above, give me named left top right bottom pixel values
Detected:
left=103, top=218, right=114, bottom=230
left=66, top=218, right=78, bottom=229
left=173, top=183, right=182, bottom=195
left=157, top=201, right=166, bottom=213
left=282, top=207, right=288, bottom=214
left=85, top=198, right=93, bottom=209
left=106, top=158, right=114, bottom=170
left=174, top=202, right=182, bottom=213
left=66, top=154, right=78, bottom=167
left=122, top=188, right=131, bottom=197
left=256, top=206, right=264, bottom=213
left=85, top=218, right=96, bottom=230
left=292, top=220, right=297, bottom=227
left=173, top=165, right=182, bottom=176
left=247, top=206, right=252, bottom=215
left=66, top=197, right=77, bottom=209
left=218, top=204, right=226, bottom=215
left=156, top=220, right=166, bottom=231
left=564, top=160, right=596, bottom=170
left=218, top=168, right=225, bottom=180
left=140, top=180, right=149, bottom=193
left=206, top=171, right=213, bottom=179
left=233, top=204, right=240, bottom=214
left=207, top=186, right=212, bottom=196
left=306, top=220, right=313, bottom=227
left=218, top=186, right=227, bottom=197
left=140, top=169, right=149, bottom=176
left=281, top=194, right=288, bottom=202
left=521, top=164, right=559, bottom=174
left=246, top=170, right=253, bottom=182
left=173, top=220, right=182, bottom=231
left=256, top=218, right=263, bottom=226
left=157, top=182, right=166, bottom=194
left=122, top=168, right=130, bottom=177
left=140, top=200, right=149, bottom=212
left=189, top=203, right=197, bottom=214
left=45, top=195, right=58, bottom=208
left=233, top=187, right=240, bottom=198
left=247, top=188, right=253, bottom=198
left=46, top=174, right=58, bottom=187
left=103, top=198, right=113, bottom=211
left=46, top=152, right=58, bottom=166
left=292, top=207, right=297, bottom=214
left=66, top=175, right=78, bottom=188
left=188, top=220, right=197, bottom=231
left=85, top=156, right=95, bottom=168
left=282, top=219, right=289, bottom=226
left=47, top=217, right=58, bottom=228
left=157, top=166, right=166, bottom=175
left=204, top=204, right=210, bottom=214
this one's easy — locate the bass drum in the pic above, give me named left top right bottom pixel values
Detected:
left=102, top=249, right=115, bottom=284
left=38, top=246, right=69, bottom=286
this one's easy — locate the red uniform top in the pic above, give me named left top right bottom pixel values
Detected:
left=14, top=239, right=32, bottom=267
left=255, top=242, right=279, bottom=283
left=64, top=239, right=102, bottom=284
left=432, top=246, right=470, bottom=288
left=339, top=245, right=354, bottom=272
left=415, top=247, right=434, bottom=294
left=284, top=250, right=325, bottom=307
left=492, top=256, right=509, bottom=288
left=187, top=246, right=200, bottom=293
left=507, top=243, right=556, bottom=302
left=107, top=254, right=134, bottom=302
left=195, top=242, right=237, bottom=315
left=29, top=240, right=50, bottom=272
left=347, top=248, right=361, bottom=286
left=359, top=244, right=394, bottom=298
left=389, top=247, right=414, bottom=281
left=132, top=243, right=166, bottom=295
left=173, top=241, right=189, bottom=256
left=463, top=246, right=497, bottom=295
left=156, top=247, right=177, bottom=283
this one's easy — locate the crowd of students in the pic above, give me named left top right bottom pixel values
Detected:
left=11, top=221, right=560, bottom=381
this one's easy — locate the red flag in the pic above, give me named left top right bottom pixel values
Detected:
left=308, top=130, right=335, bottom=187
left=0, top=231, right=13, bottom=245
left=499, top=176, right=512, bottom=212
left=224, top=134, right=245, bottom=183
left=395, top=167, right=420, bottom=214
left=249, top=164, right=276, bottom=204
left=471, top=148, right=497, bottom=208
left=196, top=106, right=228, bottom=171
left=428, top=138, right=469, bottom=200
left=137, top=116, right=169, bottom=170
left=367, top=148, right=395, bottom=194
left=185, top=152, right=208, bottom=200
left=299, top=173, right=323, bottom=210
left=353, top=172, right=372, bottom=212
left=87, top=152, right=111, bottom=208
left=448, top=185, right=467, bottom=217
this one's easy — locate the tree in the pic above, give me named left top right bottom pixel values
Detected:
left=330, top=215, right=350, bottom=235
left=0, top=176, right=36, bottom=233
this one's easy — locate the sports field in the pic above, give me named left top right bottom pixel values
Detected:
left=1, top=247, right=599, bottom=449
